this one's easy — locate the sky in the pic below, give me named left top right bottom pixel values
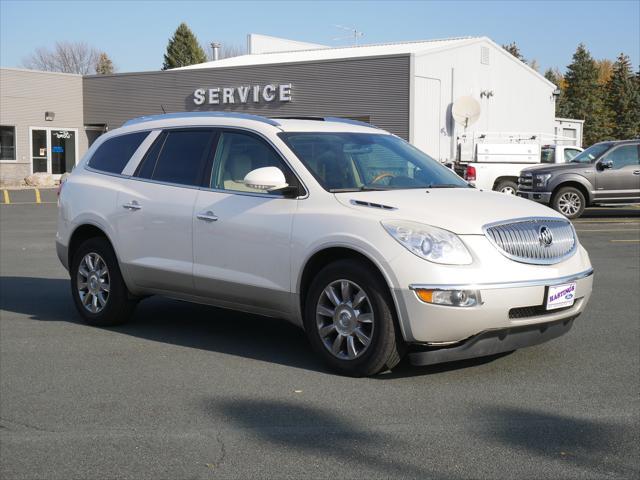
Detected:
left=1, top=0, right=638, bottom=74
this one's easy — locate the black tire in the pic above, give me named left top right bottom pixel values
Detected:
left=552, top=186, right=586, bottom=219
left=303, top=259, right=405, bottom=377
left=495, top=180, right=518, bottom=195
left=70, top=237, right=136, bottom=326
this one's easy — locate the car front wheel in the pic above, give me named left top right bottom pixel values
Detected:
left=553, top=186, right=586, bottom=219
left=304, top=259, right=404, bottom=376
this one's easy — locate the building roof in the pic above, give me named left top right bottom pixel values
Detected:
left=175, top=36, right=479, bottom=70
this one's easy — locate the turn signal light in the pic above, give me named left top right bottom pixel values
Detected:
left=413, top=288, right=481, bottom=307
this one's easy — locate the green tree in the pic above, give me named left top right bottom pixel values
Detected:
left=502, top=41, right=526, bottom=62
left=95, top=52, right=115, bottom=75
left=563, top=44, right=610, bottom=145
left=606, top=53, right=640, bottom=139
left=162, top=22, right=207, bottom=70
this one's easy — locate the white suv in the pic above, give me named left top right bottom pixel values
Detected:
left=57, top=113, right=594, bottom=376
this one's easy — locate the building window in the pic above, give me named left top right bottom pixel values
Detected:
left=0, top=126, right=16, bottom=161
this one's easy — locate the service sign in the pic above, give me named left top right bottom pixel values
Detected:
left=193, top=83, right=292, bottom=105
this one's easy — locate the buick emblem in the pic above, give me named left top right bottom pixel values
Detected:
left=538, top=225, right=553, bottom=247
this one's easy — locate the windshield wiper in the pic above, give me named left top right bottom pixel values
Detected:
left=425, top=184, right=464, bottom=188
left=329, top=185, right=390, bottom=193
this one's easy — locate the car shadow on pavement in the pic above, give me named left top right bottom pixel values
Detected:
left=0, top=276, right=515, bottom=378
left=205, top=398, right=449, bottom=479
left=474, top=405, right=639, bottom=477
left=580, top=207, right=640, bottom=218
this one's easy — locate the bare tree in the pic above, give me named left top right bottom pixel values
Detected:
left=22, top=41, right=101, bottom=74
left=206, top=42, right=246, bottom=61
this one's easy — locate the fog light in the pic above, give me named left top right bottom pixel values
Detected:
left=414, top=288, right=480, bottom=307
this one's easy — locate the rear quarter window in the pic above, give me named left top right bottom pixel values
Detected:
left=88, top=132, right=149, bottom=174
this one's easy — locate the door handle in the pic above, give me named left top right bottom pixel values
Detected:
left=122, top=201, right=142, bottom=211
left=196, top=211, right=218, bottom=222
left=633, top=170, right=640, bottom=175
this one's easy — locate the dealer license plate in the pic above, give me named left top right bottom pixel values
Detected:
left=546, top=282, right=577, bottom=310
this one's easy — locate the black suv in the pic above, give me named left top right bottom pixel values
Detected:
left=517, top=140, right=640, bottom=218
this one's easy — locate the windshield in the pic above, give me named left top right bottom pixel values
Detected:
left=279, top=132, right=469, bottom=192
left=570, top=142, right=612, bottom=163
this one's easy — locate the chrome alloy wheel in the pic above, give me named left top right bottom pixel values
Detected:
left=500, top=186, right=516, bottom=195
left=316, top=280, right=374, bottom=360
left=77, top=252, right=110, bottom=313
left=558, top=192, right=582, bottom=216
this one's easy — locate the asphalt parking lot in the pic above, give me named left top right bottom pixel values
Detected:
left=1, top=203, right=638, bottom=480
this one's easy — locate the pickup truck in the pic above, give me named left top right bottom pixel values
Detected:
left=459, top=144, right=583, bottom=194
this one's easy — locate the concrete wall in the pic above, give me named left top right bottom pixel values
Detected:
left=83, top=55, right=411, bottom=139
left=0, top=68, right=87, bottom=185
left=411, top=39, right=556, bottom=162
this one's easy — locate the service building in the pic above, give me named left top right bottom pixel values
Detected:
left=1, top=34, right=563, bottom=185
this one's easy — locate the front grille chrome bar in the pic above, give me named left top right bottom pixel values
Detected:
left=483, top=217, right=577, bottom=265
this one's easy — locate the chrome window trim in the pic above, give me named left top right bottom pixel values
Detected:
left=84, top=125, right=309, bottom=200
left=409, top=267, right=593, bottom=291
left=482, top=216, right=578, bottom=265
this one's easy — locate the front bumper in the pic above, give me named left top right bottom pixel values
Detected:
left=408, top=317, right=575, bottom=366
left=393, top=268, right=593, bottom=344
left=517, top=190, right=552, bottom=204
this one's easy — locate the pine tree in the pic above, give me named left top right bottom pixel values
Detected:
left=95, top=52, right=114, bottom=75
left=563, top=44, right=610, bottom=145
left=162, top=22, right=207, bottom=70
left=502, top=42, right=526, bottom=62
left=606, top=53, right=640, bottom=139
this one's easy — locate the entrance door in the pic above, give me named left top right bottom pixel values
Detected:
left=50, top=129, right=76, bottom=175
left=30, top=127, right=78, bottom=177
left=31, top=129, right=48, bottom=173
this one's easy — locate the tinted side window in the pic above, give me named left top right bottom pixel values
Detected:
left=149, top=130, right=214, bottom=186
left=88, top=132, right=149, bottom=174
left=136, top=132, right=166, bottom=179
left=211, top=131, right=297, bottom=194
left=604, top=145, right=640, bottom=169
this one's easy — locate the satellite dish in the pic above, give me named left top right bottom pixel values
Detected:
left=452, top=96, right=481, bottom=128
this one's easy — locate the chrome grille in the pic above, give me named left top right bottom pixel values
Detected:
left=518, top=172, right=533, bottom=191
left=483, top=218, right=577, bottom=265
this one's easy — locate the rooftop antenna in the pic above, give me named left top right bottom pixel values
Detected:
left=332, top=25, right=365, bottom=45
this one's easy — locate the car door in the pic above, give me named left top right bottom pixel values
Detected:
left=594, top=143, right=640, bottom=203
left=114, top=128, right=217, bottom=293
left=192, top=129, right=303, bottom=317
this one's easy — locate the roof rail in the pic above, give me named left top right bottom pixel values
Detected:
left=272, top=116, right=377, bottom=129
left=323, top=117, right=377, bottom=128
left=123, top=112, right=281, bottom=127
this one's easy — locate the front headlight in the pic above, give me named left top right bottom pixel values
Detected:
left=381, top=220, right=473, bottom=265
left=535, top=173, right=552, bottom=188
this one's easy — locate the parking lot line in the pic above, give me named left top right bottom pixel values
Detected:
left=35, top=188, right=41, bottom=204
left=575, top=229, right=640, bottom=232
left=609, top=239, right=640, bottom=243
left=2, top=189, right=9, bottom=204
left=0, top=202, right=56, bottom=205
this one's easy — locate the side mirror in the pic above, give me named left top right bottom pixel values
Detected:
left=243, top=166, right=289, bottom=191
left=598, top=159, right=614, bottom=170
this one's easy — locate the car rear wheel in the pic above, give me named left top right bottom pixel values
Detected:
left=553, top=186, right=586, bottom=219
left=70, top=237, right=136, bottom=326
left=495, top=180, right=518, bottom=195
left=303, top=259, right=404, bottom=377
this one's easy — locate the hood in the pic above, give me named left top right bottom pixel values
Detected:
left=522, top=162, right=591, bottom=174
left=334, top=188, right=565, bottom=234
